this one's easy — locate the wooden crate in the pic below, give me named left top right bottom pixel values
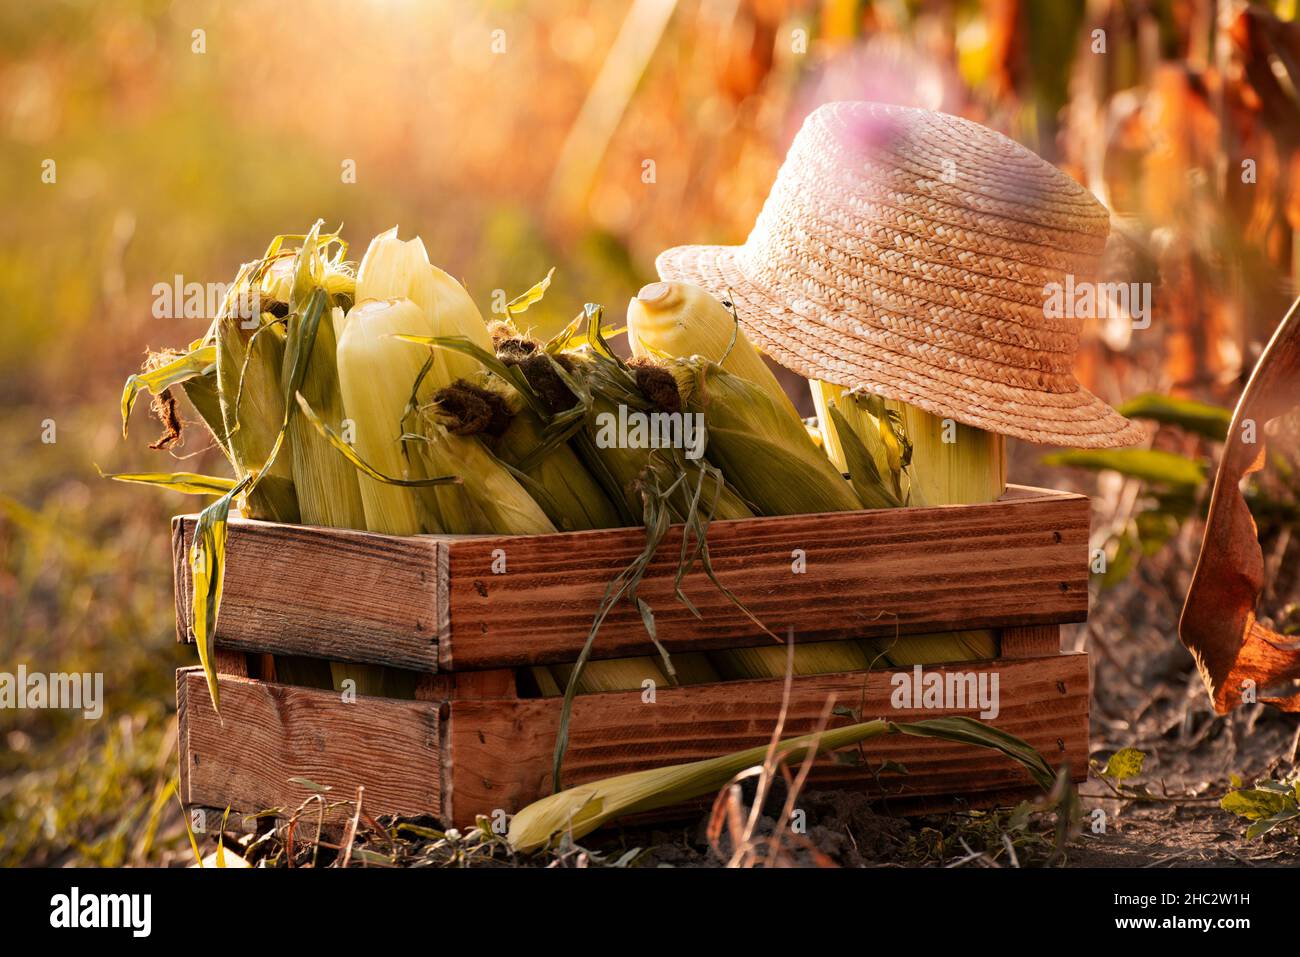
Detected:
left=174, top=484, right=1093, bottom=830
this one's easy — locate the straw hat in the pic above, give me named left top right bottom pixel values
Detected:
left=656, top=101, right=1143, bottom=447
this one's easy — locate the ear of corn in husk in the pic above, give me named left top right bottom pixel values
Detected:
left=355, top=227, right=493, bottom=383
left=492, top=319, right=755, bottom=699
left=627, top=281, right=803, bottom=425
left=214, top=271, right=299, bottom=524
left=431, top=379, right=621, bottom=532
left=355, top=228, right=500, bottom=534
left=529, top=651, right=719, bottom=695
left=335, top=298, right=446, bottom=536
left=663, top=358, right=863, bottom=515
left=885, top=400, right=1007, bottom=507
left=819, top=399, right=1002, bottom=664
left=497, top=334, right=753, bottom=524
left=810, top=381, right=911, bottom=505
left=270, top=237, right=368, bottom=691
left=551, top=657, right=666, bottom=695
left=509, top=719, right=890, bottom=852
left=508, top=714, right=1057, bottom=853
left=626, top=288, right=865, bottom=678
left=278, top=242, right=368, bottom=533
left=876, top=402, right=1003, bottom=662
left=861, top=629, right=999, bottom=666
left=709, top=640, right=871, bottom=680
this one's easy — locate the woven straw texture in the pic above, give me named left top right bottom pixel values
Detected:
left=657, top=101, right=1144, bottom=447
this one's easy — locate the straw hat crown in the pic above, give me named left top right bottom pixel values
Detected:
left=657, top=101, right=1143, bottom=447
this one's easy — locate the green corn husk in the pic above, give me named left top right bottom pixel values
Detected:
left=276, top=256, right=366, bottom=533
left=507, top=714, right=1060, bottom=853
left=626, top=291, right=865, bottom=679
left=627, top=281, right=803, bottom=425
left=336, top=298, right=445, bottom=536
left=665, top=358, right=863, bottom=515
left=529, top=666, right=563, bottom=697
left=178, top=367, right=229, bottom=459
left=356, top=228, right=499, bottom=534
left=499, top=339, right=754, bottom=525
left=552, top=657, right=666, bottom=695
left=710, top=640, right=872, bottom=680
left=215, top=308, right=299, bottom=524
left=354, top=227, right=493, bottom=384
left=810, top=381, right=912, bottom=502
left=530, top=652, right=718, bottom=696
left=810, top=383, right=1005, bottom=665
left=426, top=380, right=613, bottom=533
left=885, top=400, right=1007, bottom=507
left=489, top=321, right=757, bottom=704
left=271, top=239, right=368, bottom=692
left=876, top=402, right=1004, bottom=663
left=412, top=424, right=556, bottom=536
left=861, top=629, right=999, bottom=666
left=334, top=295, right=450, bottom=698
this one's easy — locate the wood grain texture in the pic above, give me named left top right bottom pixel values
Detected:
left=174, top=516, right=443, bottom=672
left=177, top=668, right=442, bottom=824
left=441, top=653, right=1089, bottom=828
left=173, top=486, right=1089, bottom=673
left=1000, top=625, right=1061, bottom=658
left=442, top=486, right=1090, bottom=670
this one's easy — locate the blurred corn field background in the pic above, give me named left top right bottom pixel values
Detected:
left=3, top=0, right=1299, bottom=866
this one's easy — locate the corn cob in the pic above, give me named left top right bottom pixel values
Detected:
left=625, top=290, right=868, bottom=678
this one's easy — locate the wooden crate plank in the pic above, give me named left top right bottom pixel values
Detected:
left=177, top=668, right=442, bottom=824
left=442, top=487, right=1090, bottom=669
left=441, top=653, right=1089, bottom=827
left=1000, top=625, right=1061, bottom=658
left=174, top=516, right=444, bottom=672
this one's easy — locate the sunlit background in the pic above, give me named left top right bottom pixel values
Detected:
left=3, top=0, right=1298, bottom=865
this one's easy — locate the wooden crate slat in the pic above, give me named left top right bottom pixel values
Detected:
left=174, top=486, right=1089, bottom=672
left=177, top=668, right=443, bottom=824
left=999, top=625, right=1061, bottom=658
left=441, top=653, right=1088, bottom=827
left=174, top=517, right=444, bottom=671
left=442, top=487, right=1089, bottom=669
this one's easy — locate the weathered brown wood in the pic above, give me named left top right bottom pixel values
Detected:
left=442, top=486, right=1090, bottom=670
left=441, top=653, right=1089, bottom=828
left=177, top=668, right=442, bottom=825
left=415, top=669, right=517, bottom=701
left=214, top=649, right=250, bottom=677
left=174, top=516, right=444, bottom=672
left=999, top=625, right=1061, bottom=659
left=174, top=487, right=1088, bottom=673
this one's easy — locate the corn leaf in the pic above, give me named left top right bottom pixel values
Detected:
left=1117, top=392, right=1231, bottom=441
left=506, top=267, right=555, bottom=315
left=103, top=471, right=237, bottom=496
left=189, top=475, right=249, bottom=713
left=1042, top=448, right=1206, bottom=487
left=294, top=393, right=462, bottom=488
left=829, top=404, right=903, bottom=508
left=120, top=345, right=217, bottom=436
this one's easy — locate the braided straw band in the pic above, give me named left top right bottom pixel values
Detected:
left=657, top=102, right=1143, bottom=448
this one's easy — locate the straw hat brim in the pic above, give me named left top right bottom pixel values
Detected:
left=657, top=243, right=1146, bottom=448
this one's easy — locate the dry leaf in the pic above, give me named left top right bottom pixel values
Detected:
left=1180, top=298, right=1300, bottom=712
